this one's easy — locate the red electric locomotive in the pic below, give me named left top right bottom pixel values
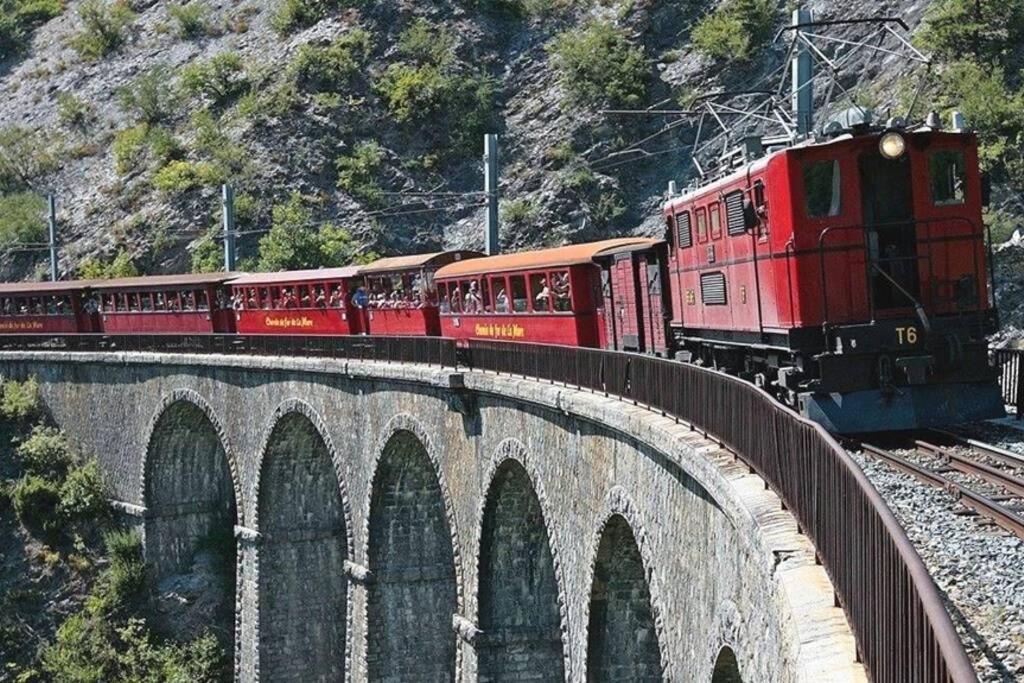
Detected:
left=662, top=126, right=1003, bottom=432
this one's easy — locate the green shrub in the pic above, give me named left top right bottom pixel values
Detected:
left=501, top=197, right=538, bottom=225
left=397, top=17, right=454, bottom=66
left=336, top=140, right=384, bottom=206
left=271, top=0, right=363, bottom=35
left=376, top=63, right=496, bottom=136
left=16, top=425, right=73, bottom=477
left=691, top=0, right=776, bottom=63
left=56, top=93, right=94, bottom=129
left=39, top=612, right=116, bottom=681
left=112, top=124, right=150, bottom=175
left=168, top=1, right=207, bottom=38
left=916, top=0, right=1024, bottom=64
left=548, top=19, right=649, bottom=106
left=192, top=109, right=248, bottom=173
left=0, top=125, right=59, bottom=192
left=290, top=29, right=371, bottom=91
left=256, top=191, right=372, bottom=271
left=0, top=0, right=64, bottom=56
left=190, top=232, right=224, bottom=273
left=69, top=0, right=135, bottom=60
left=544, top=141, right=575, bottom=169
left=1, top=376, right=41, bottom=422
left=78, top=249, right=139, bottom=279
left=0, top=192, right=47, bottom=247
left=11, top=474, right=61, bottom=535
left=152, top=159, right=226, bottom=192
left=100, top=529, right=146, bottom=605
left=180, top=51, right=249, bottom=105
left=59, top=460, right=109, bottom=521
left=118, top=66, right=177, bottom=123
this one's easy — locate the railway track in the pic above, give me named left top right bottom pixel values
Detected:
left=858, top=435, right=1024, bottom=539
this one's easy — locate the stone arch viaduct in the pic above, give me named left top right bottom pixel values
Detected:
left=0, top=350, right=864, bottom=682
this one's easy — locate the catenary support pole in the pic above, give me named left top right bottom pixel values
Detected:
left=792, top=8, right=814, bottom=138
left=484, top=134, right=499, bottom=255
left=47, top=193, right=58, bottom=281
left=222, top=184, right=236, bottom=272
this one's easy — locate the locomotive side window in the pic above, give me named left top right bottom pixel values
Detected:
left=710, top=204, right=722, bottom=239
left=676, top=211, right=692, bottom=248
left=725, top=191, right=746, bottom=235
left=696, top=208, right=708, bottom=243
left=803, top=160, right=841, bottom=217
left=930, top=150, right=966, bottom=205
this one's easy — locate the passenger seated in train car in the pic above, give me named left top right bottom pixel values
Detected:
left=533, top=276, right=550, bottom=312
left=464, top=281, right=481, bottom=313
left=314, top=287, right=327, bottom=308
left=494, top=287, right=508, bottom=313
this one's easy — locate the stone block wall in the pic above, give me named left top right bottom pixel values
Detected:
left=0, top=351, right=864, bottom=683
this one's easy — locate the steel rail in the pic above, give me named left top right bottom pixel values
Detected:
left=929, top=428, right=1024, bottom=469
left=861, top=443, right=1024, bottom=538
left=915, top=440, right=1024, bottom=497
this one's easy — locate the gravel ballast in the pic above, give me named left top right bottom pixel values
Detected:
left=852, top=444, right=1024, bottom=682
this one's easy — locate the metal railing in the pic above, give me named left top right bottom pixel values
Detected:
left=464, top=340, right=976, bottom=683
left=994, top=347, right=1024, bottom=419
left=0, top=334, right=458, bottom=368
left=0, top=333, right=977, bottom=680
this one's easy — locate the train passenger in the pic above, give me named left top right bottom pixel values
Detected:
left=534, top=278, right=550, bottom=312
left=464, top=282, right=481, bottom=313
left=494, top=288, right=508, bottom=313
left=352, top=286, right=369, bottom=308
left=449, top=286, right=463, bottom=313
left=329, top=286, right=343, bottom=308
left=314, top=287, right=327, bottom=308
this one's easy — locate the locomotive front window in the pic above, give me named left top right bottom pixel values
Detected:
left=930, top=150, right=966, bottom=205
left=803, top=160, right=841, bottom=217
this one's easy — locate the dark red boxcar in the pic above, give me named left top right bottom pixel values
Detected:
left=228, top=267, right=363, bottom=336
left=92, top=273, right=237, bottom=335
left=358, top=251, right=482, bottom=336
left=435, top=238, right=659, bottom=348
left=0, top=280, right=99, bottom=334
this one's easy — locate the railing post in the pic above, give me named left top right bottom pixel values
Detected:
left=1016, top=353, right=1024, bottom=420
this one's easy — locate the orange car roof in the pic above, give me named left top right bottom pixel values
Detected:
left=228, top=267, right=361, bottom=286
left=435, top=238, right=661, bottom=279
left=360, top=250, right=483, bottom=275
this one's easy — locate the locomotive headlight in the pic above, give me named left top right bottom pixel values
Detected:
left=879, top=132, right=906, bottom=160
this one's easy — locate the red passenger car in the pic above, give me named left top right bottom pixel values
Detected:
left=228, top=267, right=362, bottom=335
left=359, top=251, right=482, bottom=336
left=662, top=127, right=1002, bottom=431
left=435, top=238, right=659, bottom=348
left=0, top=281, right=99, bottom=334
left=92, top=274, right=237, bottom=334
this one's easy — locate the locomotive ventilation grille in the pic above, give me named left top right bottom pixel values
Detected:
left=725, top=191, right=746, bottom=236
left=676, top=211, right=693, bottom=248
left=700, top=272, right=728, bottom=305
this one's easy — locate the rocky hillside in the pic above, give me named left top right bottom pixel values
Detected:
left=0, top=0, right=1020, bottom=283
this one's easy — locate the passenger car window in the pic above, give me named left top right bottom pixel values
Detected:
left=492, top=277, right=509, bottom=313
left=552, top=270, right=571, bottom=311
left=529, top=273, right=550, bottom=312
left=931, top=150, right=966, bottom=205
left=510, top=275, right=528, bottom=312
left=803, top=160, right=841, bottom=217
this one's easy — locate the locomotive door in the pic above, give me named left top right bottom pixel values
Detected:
left=860, top=153, right=919, bottom=310
left=601, top=254, right=644, bottom=352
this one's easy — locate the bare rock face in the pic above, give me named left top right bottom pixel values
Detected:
left=0, top=0, right=953, bottom=279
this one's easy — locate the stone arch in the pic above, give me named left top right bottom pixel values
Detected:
left=141, top=392, right=239, bottom=659
left=584, top=490, right=666, bottom=682
left=255, top=407, right=349, bottom=682
left=710, top=646, right=743, bottom=682
left=365, top=416, right=460, bottom=681
left=476, top=450, right=566, bottom=680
